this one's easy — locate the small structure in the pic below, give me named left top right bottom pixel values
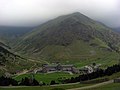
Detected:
left=4, top=72, right=12, bottom=78
left=114, top=78, right=120, bottom=83
left=80, top=63, right=101, bottom=74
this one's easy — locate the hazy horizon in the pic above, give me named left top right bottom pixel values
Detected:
left=0, top=0, right=120, bottom=28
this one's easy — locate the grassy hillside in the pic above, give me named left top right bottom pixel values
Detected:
left=0, top=42, right=39, bottom=75
left=15, top=40, right=120, bottom=68
left=12, top=12, right=120, bottom=67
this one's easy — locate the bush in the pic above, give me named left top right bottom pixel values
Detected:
left=51, top=88, right=65, bottom=90
left=50, top=80, right=56, bottom=85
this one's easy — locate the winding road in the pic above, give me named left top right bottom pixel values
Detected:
left=0, top=80, right=114, bottom=90
left=67, top=80, right=113, bottom=90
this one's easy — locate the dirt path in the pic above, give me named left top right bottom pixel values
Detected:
left=28, top=59, right=43, bottom=64
left=28, top=58, right=50, bottom=64
left=67, top=80, right=113, bottom=90
left=13, top=58, right=50, bottom=77
left=14, top=69, right=29, bottom=76
left=51, top=82, right=80, bottom=86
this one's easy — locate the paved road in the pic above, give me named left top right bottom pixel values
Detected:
left=1, top=82, right=80, bottom=88
left=0, top=80, right=113, bottom=90
left=51, top=82, right=80, bottom=86
left=67, top=80, right=113, bottom=90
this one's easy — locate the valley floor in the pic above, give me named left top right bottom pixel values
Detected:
left=68, top=80, right=113, bottom=90
left=87, top=83, right=120, bottom=90
left=1, top=81, right=120, bottom=90
left=0, top=83, right=90, bottom=90
left=2, top=64, right=120, bottom=90
left=13, top=72, right=79, bottom=84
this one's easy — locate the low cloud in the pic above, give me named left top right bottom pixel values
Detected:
left=0, top=0, right=119, bottom=27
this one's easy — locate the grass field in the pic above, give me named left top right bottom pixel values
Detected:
left=86, top=83, right=120, bottom=90
left=1, top=71, right=120, bottom=90
left=1, top=83, right=120, bottom=90
left=0, top=83, right=90, bottom=90
left=13, top=72, right=79, bottom=84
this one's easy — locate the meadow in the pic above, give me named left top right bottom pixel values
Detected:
left=0, top=83, right=90, bottom=90
left=13, top=72, right=79, bottom=84
left=85, top=83, right=120, bottom=90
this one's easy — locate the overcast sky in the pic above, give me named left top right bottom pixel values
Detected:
left=0, top=0, right=120, bottom=27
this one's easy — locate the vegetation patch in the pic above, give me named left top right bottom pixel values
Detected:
left=13, top=72, right=79, bottom=84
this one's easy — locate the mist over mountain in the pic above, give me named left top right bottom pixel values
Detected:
left=0, top=26, right=34, bottom=45
left=0, top=26, right=33, bottom=37
left=113, top=27, right=120, bottom=33
left=0, top=0, right=120, bottom=28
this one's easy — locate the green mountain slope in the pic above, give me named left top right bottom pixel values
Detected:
left=0, top=42, right=36, bottom=75
left=14, top=12, right=120, bottom=66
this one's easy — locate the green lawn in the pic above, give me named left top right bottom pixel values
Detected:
left=2, top=71, right=120, bottom=90
left=13, top=72, right=79, bottom=84
left=1, top=83, right=120, bottom=90
left=85, top=83, right=120, bottom=90
left=0, top=83, right=90, bottom=90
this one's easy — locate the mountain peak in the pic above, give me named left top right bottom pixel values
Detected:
left=69, top=12, right=87, bottom=17
left=61, top=12, right=92, bottom=23
left=71, top=12, right=81, bottom=15
left=71, top=12, right=85, bottom=16
left=50, top=12, right=92, bottom=26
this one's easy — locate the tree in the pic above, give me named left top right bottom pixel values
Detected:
left=19, top=77, right=30, bottom=86
left=32, top=79, right=39, bottom=86
left=63, top=64, right=120, bottom=83
left=50, top=80, right=56, bottom=85
left=0, top=76, right=18, bottom=86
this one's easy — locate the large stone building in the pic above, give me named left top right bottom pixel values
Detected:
left=36, top=64, right=79, bottom=74
left=33, top=63, right=101, bottom=74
